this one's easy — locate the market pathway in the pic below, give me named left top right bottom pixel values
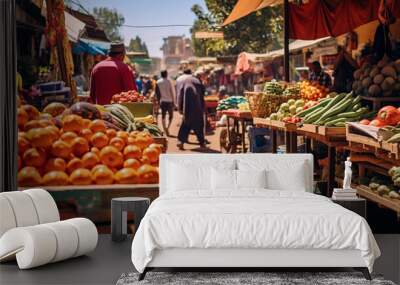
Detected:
left=157, top=111, right=222, bottom=154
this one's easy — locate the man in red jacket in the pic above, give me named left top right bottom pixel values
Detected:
left=90, top=42, right=137, bottom=105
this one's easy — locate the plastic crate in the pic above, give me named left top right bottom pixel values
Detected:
left=248, top=127, right=272, bottom=153
left=40, top=87, right=71, bottom=108
left=38, top=81, right=65, bottom=92
left=120, top=102, right=153, bottom=117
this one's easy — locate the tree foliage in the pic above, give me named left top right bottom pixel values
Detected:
left=128, top=36, right=149, bottom=56
left=191, top=0, right=283, bottom=56
left=92, top=7, right=125, bottom=42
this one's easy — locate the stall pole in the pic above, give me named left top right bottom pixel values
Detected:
left=271, top=129, right=278, bottom=153
left=327, top=146, right=337, bottom=197
left=283, top=0, right=290, bottom=82
left=0, top=0, right=18, bottom=191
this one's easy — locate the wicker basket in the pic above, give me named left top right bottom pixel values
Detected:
left=245, top=91, right=300, bottom=119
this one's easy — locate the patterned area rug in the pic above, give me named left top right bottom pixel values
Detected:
left=116, top=271, right=395, bottom=285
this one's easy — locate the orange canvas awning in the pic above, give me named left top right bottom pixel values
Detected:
left=223, top=0, right=283, bottom=26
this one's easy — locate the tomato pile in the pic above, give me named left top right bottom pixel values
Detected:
left=111, top=91, right=145, bottom=103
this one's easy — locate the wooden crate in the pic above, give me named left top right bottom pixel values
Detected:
left=153, top=136, right=168, bottom=153
left=346, top=124, right=400, bottom=159
left=253, top=117, right=270, bottom=126
left=253, top=118, right=297, bottom=131
left=318, top=126, right=346, bottom=136
left=297, top=124, right=318, bottom=134
left=346, top=125, right=381, bottom=148
left=357, top=185, right=400, bottom=216
left=336, top=178, right=400, bottom=216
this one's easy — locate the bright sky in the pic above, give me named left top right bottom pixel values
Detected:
left=79, top=0, right=207, bottom=58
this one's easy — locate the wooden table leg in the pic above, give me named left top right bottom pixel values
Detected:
left=226, top=117, right=232, bottom=152
left=271, top=129, right=277, bottom=153
left=290, top=132, right=298, bottom=153
left=241, top=119, right=246, bottom=153
left=327, top=146, right=336, bottom=197
left=285, top=131, right=291, bottom=153
left=305, top=137, right=312, bottom=153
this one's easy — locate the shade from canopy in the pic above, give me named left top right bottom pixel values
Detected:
left=234, top=37, right=331, bottom=74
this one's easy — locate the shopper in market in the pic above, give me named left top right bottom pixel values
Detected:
left=308, top=61, right=332, bottom=88
left=177, top=72, right=206, bottom=150
left=333, top=46, right=358, bottom=93
left=176, top=69, right=192, bottom=104
left=155, top=70, right=175, bottom=137
left=136, top=75, right=143, bottom=93
left=90, top=42, right=137, bottom=105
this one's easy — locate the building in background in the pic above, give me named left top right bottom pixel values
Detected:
left=160, top=36, right=193, bottom=77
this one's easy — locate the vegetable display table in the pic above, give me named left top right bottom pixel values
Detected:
left=297, top=127, right=347, bottom=196
left=205, top=100, right=219, bottom=132
left=253, top=117, right=348, bottom=196
left=111, top=197, right=150, bottom=242
left=222, top=110, right=253, bottom=153
left=253, top=118, right=297, bottom=153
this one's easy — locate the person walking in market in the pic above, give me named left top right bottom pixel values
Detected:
left=177, top=73, right=206, bottom=150
left=155, top=70, right=175, bottom=137
left=90, top=42, right=137, bottom=105
left=308, top=61, right=332, bottom=89
left=175, top=69, right=192, bottom=104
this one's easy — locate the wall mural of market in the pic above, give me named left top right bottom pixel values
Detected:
left=1, top=0, right=400, bottom=283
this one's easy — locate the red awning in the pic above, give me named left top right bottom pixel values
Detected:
left=224, top=0, right=400, bottom=40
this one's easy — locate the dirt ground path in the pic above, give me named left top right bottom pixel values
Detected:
left=156, top=111, right=222, bottom=154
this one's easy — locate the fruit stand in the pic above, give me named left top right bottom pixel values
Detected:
left=250, top=61, right=400, bottom=229
left=221, top=109, right=253, bottom=153
left=17, top=98, right=165, bottom=228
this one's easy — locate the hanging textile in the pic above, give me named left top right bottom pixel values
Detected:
left=224, top=0, right=400, bottom=40
left=288, top=0, right=400, bottom=40
left=45, top=0, right=77, bottom=99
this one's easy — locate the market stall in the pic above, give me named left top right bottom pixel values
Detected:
left=250, top=57, right=400, bottom=229
left=17, top=99, right=165, bottom=226
left=216, top=96, right=251, bottom=153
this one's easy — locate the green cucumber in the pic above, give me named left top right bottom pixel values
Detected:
left=325, top=117, right=348, bottom=127
left=351, top=96, right=361, bottom=105
left=352, top=103, right=362, bottom=111
left=321, top=107, right=368, bottom=123
left=298, top=99, right=331, bottom=118
left=315, top=94, right=353, bottom=123
left=304, top=108, right=326, bottom=124
left=361, top=111, right=376, bottom=120
left=304, top=94, right=345, bottom=123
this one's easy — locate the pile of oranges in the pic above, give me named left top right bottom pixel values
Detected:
left=299, top=81, right=329, bottom=101
left=17, top=104, right=161, bottom=187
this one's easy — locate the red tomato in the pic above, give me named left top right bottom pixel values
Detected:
left=369, top=119, right=386, bottom=127
left=359, top=119, right=370, bottom=125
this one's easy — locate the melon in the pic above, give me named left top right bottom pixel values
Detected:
left=42, top=102, right=67, bottom=117
left=369, top=66, right=380, bottom=78
left=69, top=102, right=101, bottom=120
left=381, top=77, right=395, bottom=91
left=373, top=74, right=384, bottom=85
left=368, top=84, right=381, bottom=96
left=361, top=77, right=372, bottom=88
left=381, top=66, right=397, bottom=78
